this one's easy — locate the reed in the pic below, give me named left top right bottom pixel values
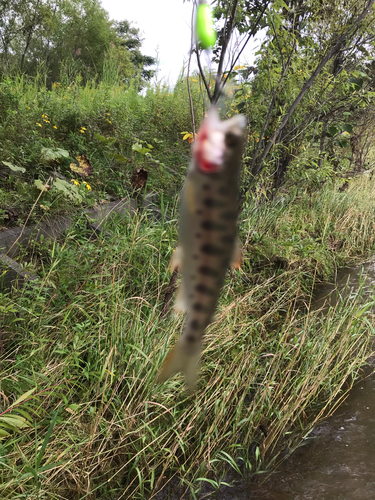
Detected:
left=0, top=176, right=375, bottom=499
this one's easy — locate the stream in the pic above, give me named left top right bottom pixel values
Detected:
left=227, top=261, right=375, bottom=500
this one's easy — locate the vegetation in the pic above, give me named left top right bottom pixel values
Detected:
left=0, top=0, right=155, bottom=86
left=1, top=0, right=375, bottom=499
left=0, top=75, right=203, bottom=224
left=1, top=177, right=375, bottom=499
left=193, top=0, right=375, bottom=193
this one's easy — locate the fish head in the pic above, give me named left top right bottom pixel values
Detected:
left=193, top=107, right=246, bottom=175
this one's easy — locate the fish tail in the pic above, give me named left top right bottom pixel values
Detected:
left=157, top=340, right=200, bottom=394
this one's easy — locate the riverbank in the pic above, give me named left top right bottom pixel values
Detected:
left=246, top=265, right=375, bottom=500
left=1, top=175, right=375, bottom=499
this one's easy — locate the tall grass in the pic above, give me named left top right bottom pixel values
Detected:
left=0, top=73, right=204, bottom=220
left=0, top=175, right=375, bottom=498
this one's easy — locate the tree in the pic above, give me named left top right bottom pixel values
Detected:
left=246, top=0, right=375, bottom=194
left=0, top=0, right=155, bottom=86
left=114, top=20, right=156, bottom=85
left=190, top=0, right=375, bottom=197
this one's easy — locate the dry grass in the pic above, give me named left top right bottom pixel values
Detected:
left=0, top=176, right=375, bottom=499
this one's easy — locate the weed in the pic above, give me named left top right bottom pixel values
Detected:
left=0, top=176, right=374, bottom=499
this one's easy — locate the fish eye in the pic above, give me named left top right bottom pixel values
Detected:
left=225, top=132, right=239, bottom=148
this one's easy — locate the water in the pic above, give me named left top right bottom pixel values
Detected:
left=154, top=263, right=375, bottom=500
left=233, top=262, right=375, bottom=500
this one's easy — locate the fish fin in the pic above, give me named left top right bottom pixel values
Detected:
left=170, top=245, right=182, bottom=271
left=231, top=237, right=242, bottom=270
left=157, top=341, right=200, bottom=394
left=174, top=286, right=187, bottom=313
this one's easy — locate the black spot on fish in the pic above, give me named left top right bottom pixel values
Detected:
left=199, top=265, right=219, bottom=277
left=193, top=254, right=199, bottom=260
left=189, top=293, right=194, bottom=299
left=190, top=275, right=196, bottom=280
left=202, top=184, right=210, bottom=190
left=201, top=243, right=225, bottom=256
left=196, top=209, right=203, bottom=215
left=190, top=319, right=200, bottom=329
left=195, top=283, right=215, bottom=295
left=221, top=234, right=235, bottom=245
left=186, top=334, right=196, bottom=343
left=225, top=131, right=240, bottom=148
left=203, top=198, right=224, bottom=209
left=193, top=303, right=206, bottom=312
left=195, top=233, right=202, bottom=238
left=201, top=220, right=226, bottom=231
left=220, top=211, right=237, bottom=221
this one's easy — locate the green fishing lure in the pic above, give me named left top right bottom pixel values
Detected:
left=196, top=3, right=217, bottom=49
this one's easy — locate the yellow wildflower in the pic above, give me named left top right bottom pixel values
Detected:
left=81, top=127, right=87, bottom=130
left=71, top=179, right=80, bottom=186
left=53, top=125, right=57, bottom=129
left=82, top=181, right=91, bottom=191
left=36, top=122, right=42, bottom=127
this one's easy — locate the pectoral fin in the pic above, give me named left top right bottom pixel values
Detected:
left=230, top=237, right=242, bottom=270
left=170, top=245, right=182, bottom=271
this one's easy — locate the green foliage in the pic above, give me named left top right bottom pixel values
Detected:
left=0, top=0, right=155, bottom=86
left=1, top=3, right=375, bottom=496
left=114, top=20, right=156, bottom=86
left=0, top=75, right=202, bottom=220
left=52, top=178, right=83, bottom=203
left=0, top=177, right=375, bottom=498
left=1, top=160, right=25, bottom=173
left=40, top=147, right=69, bottom=163
left=132, top=142, right=152, bottom=155
left=206, top=0, right=375, bottom=194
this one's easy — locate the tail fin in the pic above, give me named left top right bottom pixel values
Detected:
left=157, top=341, right=200, bottom=394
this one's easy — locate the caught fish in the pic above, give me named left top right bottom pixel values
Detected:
left=158, top=107, right=246, bottom=393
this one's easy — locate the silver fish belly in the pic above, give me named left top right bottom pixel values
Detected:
left=158, top=108, right=246, bottom=392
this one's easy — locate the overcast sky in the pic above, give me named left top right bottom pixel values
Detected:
left=100, top=0, right=259, bottom=86
left=100, top=0, right=194, bottom=85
